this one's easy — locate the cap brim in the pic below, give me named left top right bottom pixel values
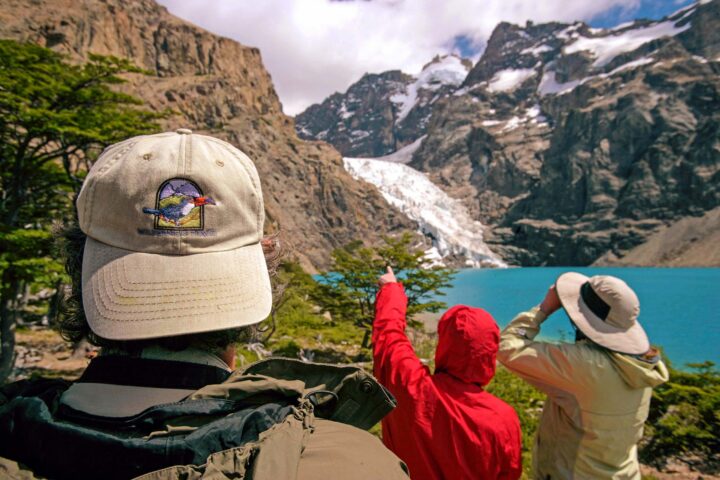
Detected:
left=82, top=237, right=272, bottom=340
left=556, top=272, right=649, bottom=355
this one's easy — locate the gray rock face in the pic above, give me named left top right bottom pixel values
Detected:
left=296, top=70, right=412, bottom=157
left=296, top=55, right=472, bottom=157
left=412, top=1, right=720, bottom=266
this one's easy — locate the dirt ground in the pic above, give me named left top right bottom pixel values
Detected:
left=11, top=328, right=89, bottom=382
left=641, top=458, right=720, bottom=480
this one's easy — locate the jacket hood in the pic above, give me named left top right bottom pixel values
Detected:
left=609, top=352, right=670, bottom=389
left=434, top=305, right=499, bottom=386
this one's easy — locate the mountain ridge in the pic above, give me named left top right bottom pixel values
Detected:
left=296, top=54, right=471, bottom=158
left=0, top=0, right=417, bottom=270
left=298, top=0, right=720, bottom=267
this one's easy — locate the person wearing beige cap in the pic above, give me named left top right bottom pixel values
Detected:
left=0, top=130, right=409, bottom=480
left=498, top=272, right=670, bottom=480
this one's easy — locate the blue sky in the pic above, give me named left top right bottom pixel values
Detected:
left=590, top=0, right=694, bottom=27
left=158, top=0, right=700, bottom=114
left=454, top=0, right=696, bottom=58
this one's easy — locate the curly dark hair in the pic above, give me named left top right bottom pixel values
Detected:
left=56, top=223, right=284, bottom=356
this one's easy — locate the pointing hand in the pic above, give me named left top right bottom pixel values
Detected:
left=378, top=266, right=397, bottom=286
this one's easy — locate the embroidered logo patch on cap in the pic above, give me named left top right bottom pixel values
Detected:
left=142, top=178, right=215, bottom=230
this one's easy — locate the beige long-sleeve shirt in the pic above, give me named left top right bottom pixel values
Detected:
left=498, top=307, right=669, bottom=480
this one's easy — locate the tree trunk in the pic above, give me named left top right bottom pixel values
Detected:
left=47, top=281, right=64, bottom=327
left=0, top=290, right=18, bottom=383
left=361, top=328, right=372, bottom=349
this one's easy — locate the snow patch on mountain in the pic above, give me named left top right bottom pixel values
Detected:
left=343, top=155, right=506, bottom=268
left=487, top=68, right=536, bottom=92
left=482, top=119, right=502, bottom=127
left=608, top=56, right=655, bottom=74
left=537, top=71, right=581, bottom=96
left=611, top=20, right=637, bottom=32
left=339, top=102, right=354, bottom=119
left=496, top=105, right=548, bottom=132
left=392, top=55, right=470, bottom=123
left=418, top=55, right=469, bottom=88
left=564, top=16, right=691, bottom=67
left=521, top=44, right=553, bottom=56
left=538, top=55, right=657, bottom=97
left=391, top=88, right=418, bottom=123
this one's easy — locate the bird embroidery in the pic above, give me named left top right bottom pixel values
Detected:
left=143, top=195, right=215, bottom=226
left=142, top=178, right=215, bottom=229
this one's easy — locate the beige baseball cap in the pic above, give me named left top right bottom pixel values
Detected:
left=556, top=272, right=649, bottom=355
left=76, top=129, right=272, bottom=340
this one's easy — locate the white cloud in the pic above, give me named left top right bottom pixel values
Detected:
left=156, top=0, right=642, bottom=115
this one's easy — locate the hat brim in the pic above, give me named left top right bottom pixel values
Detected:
left=82, top=237, right=272, bottom=340
left=556, top=272, right=649, bottom=355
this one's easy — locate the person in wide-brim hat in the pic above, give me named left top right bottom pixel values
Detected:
left=555, top=271, right=650, bottom=355
left=497, top=272, right=668, bottom=480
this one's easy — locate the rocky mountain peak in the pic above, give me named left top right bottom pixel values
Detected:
left=422, top=53, right=473, bottom=72
left=295, top=53, right=471, bottom=157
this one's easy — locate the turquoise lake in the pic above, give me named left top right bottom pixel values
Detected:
left=432, top=267, right=719, bottom=368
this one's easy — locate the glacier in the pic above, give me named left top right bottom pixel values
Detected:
left=343, top=144, right=506, bottom=268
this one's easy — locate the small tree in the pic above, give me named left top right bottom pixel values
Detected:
left=0, top=40, right=164, bottom=382
left=313, top=233, right=455, bottom=346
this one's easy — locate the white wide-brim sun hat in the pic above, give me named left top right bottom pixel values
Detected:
left=556, top=272, right=650, bottom=355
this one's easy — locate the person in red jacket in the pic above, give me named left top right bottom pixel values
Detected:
left=373, top=267, right=522, bottom=480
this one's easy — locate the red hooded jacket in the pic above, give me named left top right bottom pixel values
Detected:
left=373, top=283, right=522, bottom=480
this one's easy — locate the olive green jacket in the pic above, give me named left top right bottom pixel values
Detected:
left=0, top=358, right=409, bottom=480
left=498, top=308, right=669, bottom=480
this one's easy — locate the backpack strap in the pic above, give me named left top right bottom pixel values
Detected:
left=251, top=399, right=315, bottom=479
left=133, top=400, right=315, bottom=480
left=242, top=358, right=396, bottom=430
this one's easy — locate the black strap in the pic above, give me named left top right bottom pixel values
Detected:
left=77, top=356, right=230, bottom=390
left=580, top=282, right=610, bottom=320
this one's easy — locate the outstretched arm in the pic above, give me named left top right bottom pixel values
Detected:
left=497, top=286, right=586, bottom=395
left=372, top=268, right=429, bottom=395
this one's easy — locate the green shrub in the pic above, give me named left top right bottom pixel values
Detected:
left=641, top=361, right=720, bottom=464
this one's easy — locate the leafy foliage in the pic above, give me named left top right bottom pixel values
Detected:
left=641, top=361, right=720, bottom=465
left=313, top=233, right=455, bottom=335
left=0, top=229, right=65, bottom=286
left=0, top=40, right=164, bottom=225
left=0, top=39, right=163, bottom=381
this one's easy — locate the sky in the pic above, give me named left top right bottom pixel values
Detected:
left=156, top=0, right=695, bottom=115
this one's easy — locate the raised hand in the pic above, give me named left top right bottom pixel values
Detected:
left=540, top=285, right=561, bottom=316
left=378, top=266, right=397, bottom=287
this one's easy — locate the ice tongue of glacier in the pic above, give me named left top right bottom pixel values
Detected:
left=343, top=151, right=506, bottom=268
